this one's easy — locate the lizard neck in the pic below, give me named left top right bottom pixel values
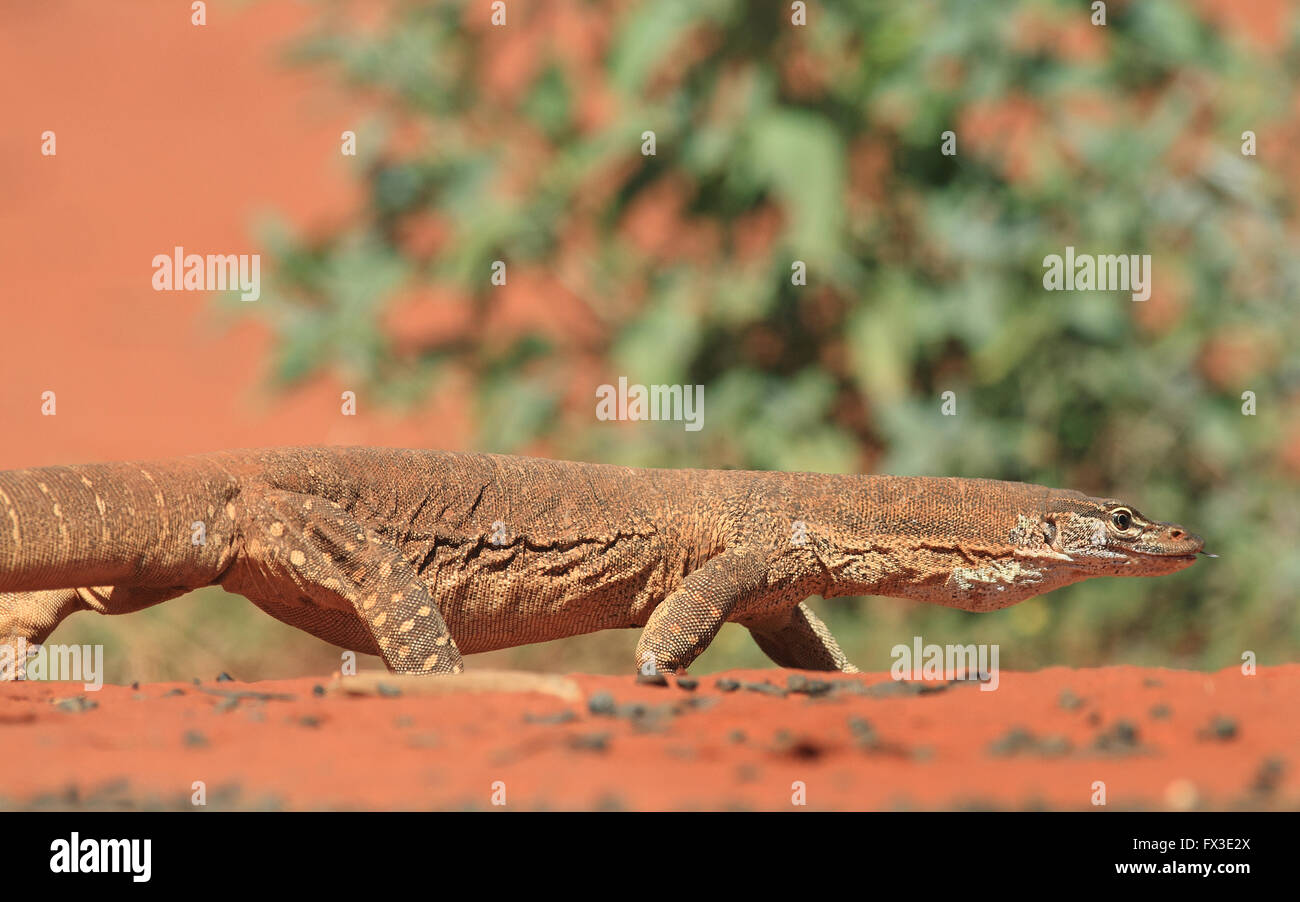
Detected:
left=781, top=474, right=1083, bottom=612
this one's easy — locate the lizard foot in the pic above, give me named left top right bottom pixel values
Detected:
left=0, top=638, right=38, bottom=681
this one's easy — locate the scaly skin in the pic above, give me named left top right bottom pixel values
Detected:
left=0, top=447, right=1206, bottom=676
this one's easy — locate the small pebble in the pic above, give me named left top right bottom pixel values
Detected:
left=1198, top=715, right=1238, bottom=742
left=787, top=675, right=832, bottom=697
left=569, top=732, right=610, bottom=753
left=587, top=692, right=617, bottom=716
left=524, top=710, right=578, bottom=725
left=742, top=680, right=787, bottom=698
left=1251, top=757, right=1285, bottom=795
left=1058, top=689, right=1083, bottom=710
left=1093, top=719, right=1140, bottom=752
left=989, top=727, right=1037, bottom=757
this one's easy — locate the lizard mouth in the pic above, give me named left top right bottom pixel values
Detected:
left=1132, top=529, right=1206, bottom=559
left=1136, top=549, right=1202, bottom=559
left=1121, top=549, right=1205, bottom=568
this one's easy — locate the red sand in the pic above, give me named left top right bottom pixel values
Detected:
left=2, top=665, right=1294, bottom=811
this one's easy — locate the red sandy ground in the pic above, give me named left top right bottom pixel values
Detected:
left=1, top=666, right=1294, bottom=811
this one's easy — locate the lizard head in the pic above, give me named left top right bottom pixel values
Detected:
left=1017, top=492, right=1207, bottom=578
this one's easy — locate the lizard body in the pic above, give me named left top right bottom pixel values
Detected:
left=0, top=448, right=1206, bottom=675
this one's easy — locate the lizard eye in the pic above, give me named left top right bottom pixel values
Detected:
left=1110, top=509, right=1133, bottom=531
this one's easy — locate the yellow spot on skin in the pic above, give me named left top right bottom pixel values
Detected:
left=80, top=476, right=94, bottom=489
left=225, top=502, right=237, bottom=520
left=372, top=613, right=387, bottom=627
left=453, top=665, right=463, bottom=674
left=362, top=595, right=377, bottom=610
left=269, top=521, right=285, bottom=537
left=399, top=619, right=414, bottom=633
left=289, top=550, right=306, bottom=567
left=399, top=646, right=410, bottom=657
left=423, top=654, right=439, bottom=669
left=417, top=606, right=431, bottom=617
left=391, top=592, right=402, bottom=603
left=434, top=635, right=449, bottom=647
left=52, top=504, right=62, bottom=518
left=95, top=495, right=106, bottom=517
left=303, top=499, right=313, bottom=510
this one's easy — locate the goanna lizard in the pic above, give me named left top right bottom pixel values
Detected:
left=0, top=448, right=1207, bottom=676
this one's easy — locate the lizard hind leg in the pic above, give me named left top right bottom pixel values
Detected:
left=224, top=489, right=463, bottom=675
left=1, top=589, right=82, bottom=679
left=1, top=586, right=187, bottom=679
left=746, top=601, right=860, bottom=673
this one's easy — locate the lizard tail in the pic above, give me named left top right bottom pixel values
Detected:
left=0, top=458, right=239, bottom=592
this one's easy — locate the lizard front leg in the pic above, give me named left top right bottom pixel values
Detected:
left=224, top=490, right=463, bottom=674
left=635, top=550, right=767, bottom=675
left=744, top=601, right=860, bottom=673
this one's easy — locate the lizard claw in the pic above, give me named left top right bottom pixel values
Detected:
left=637, top=653, right=685, bottom=678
